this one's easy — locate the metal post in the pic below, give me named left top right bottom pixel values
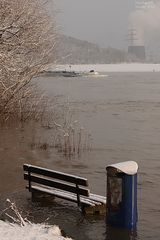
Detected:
left=76, top=182, right=80, bottom=207
left=28, top=166, right=31, bottom=192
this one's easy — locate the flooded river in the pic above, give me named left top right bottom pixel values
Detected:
left=0, top=72, right=160, bottom=239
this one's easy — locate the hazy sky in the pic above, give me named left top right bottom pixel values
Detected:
left=55, top=0, right=135, bottom=49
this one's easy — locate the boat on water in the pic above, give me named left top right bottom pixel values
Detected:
left=40, top=70, right=82, bottom=77
left=61, top=70, right=81, bottom=77
left=87, top=69, right=99, bottom=75
left=40, top=69, right=99, bottom=77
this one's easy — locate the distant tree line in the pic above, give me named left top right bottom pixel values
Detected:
left=56, top=35, right=139, bottom=64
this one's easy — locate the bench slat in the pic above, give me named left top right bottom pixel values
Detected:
left=89, top=193, right=106, bottom=204
left=30, top=185, right=98, bottom=206
left=24, top=173, right=89, bottom=197
left=23, top=164, right=88, bottom=186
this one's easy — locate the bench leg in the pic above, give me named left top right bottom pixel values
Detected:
left=31, top=192, right=36, bottom=201
left=31, top=191, right=56, bottom=204
left=31, top=191, right=44, bottom=201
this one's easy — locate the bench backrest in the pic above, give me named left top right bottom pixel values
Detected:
left=23, top=164, right=89, bottom=199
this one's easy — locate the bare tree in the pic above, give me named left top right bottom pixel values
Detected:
left=0, top=0, right=57, bottom=122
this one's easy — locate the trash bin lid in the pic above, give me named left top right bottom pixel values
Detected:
left=106, top=161, right=138, bottom=175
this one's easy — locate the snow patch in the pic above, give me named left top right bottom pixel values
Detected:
left=0, top=220, right=73, bottom=240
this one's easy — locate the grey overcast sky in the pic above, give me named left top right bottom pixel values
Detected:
left=55, top=0, right=135, bottom=49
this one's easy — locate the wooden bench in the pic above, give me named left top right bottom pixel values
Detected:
left=23, top=164, right=106, bottom=213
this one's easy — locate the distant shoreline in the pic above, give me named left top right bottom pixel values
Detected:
left=52, top=63, right=160, bottom=73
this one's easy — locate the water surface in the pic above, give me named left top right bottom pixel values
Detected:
left=0, top=72, right=160, bottom=239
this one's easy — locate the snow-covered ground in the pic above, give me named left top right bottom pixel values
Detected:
left=0, top=221, right=72, bottom=240
left=53, top=63, right=160, bottom=73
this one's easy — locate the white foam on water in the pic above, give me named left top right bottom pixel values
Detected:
left=0, top=220, right=73, bottom=240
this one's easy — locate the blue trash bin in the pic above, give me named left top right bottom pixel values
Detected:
left=106, top=161, right=138, bottom=230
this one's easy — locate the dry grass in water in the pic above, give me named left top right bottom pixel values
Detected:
left=31, top=102, right=93, bottom=156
